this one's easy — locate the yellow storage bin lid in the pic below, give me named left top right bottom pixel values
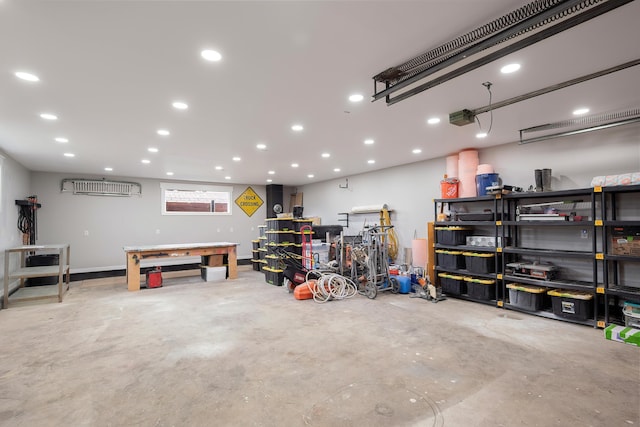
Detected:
left=547, top=289, right=593, bottom=300
left=436, top=249, right=463, bottom=255
left=435, top=226, right=471, bottom=231
left=506, top=283, right=547, bottom=293
left=263, top=266, right=284, bottom=273
left=462, top=252, right=495, bottom=258
left=438, top=273, right=464, bottom=280
left=463, top=277, right=495, bottom=285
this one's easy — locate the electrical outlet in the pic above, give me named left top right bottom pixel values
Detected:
left=581, top=229, right=588, bottom=239
left=83, top=230, right=89, bottom=236
left=217, top=228, right=221, bottom=232
left=230, top=227, right=234, bottom=232
left=156, top=229, right=160, bottom=234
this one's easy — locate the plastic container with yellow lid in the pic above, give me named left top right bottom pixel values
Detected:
left=507, top=283, right=548, bottom=311
left=547, top=289, right=593, bottom=321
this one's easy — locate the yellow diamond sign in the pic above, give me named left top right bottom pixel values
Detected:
left=235, top=187, right=264, bottom=217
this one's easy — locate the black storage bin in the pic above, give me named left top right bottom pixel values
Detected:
left=252, top=240, right=260, bottom=250
left=438, top=273, right=466, bottom=295
left=293, top=219, right=314, bottom=232
left=251, top=259, right=261, bottom=271
left=266, top=218, right=294, bottom=231
left=266, top=256, right=284, bottom=270
left=26, top=254, right=59, bottom=286
left=436, top=250, right=464, bottom=269
left=294, top=230, right=314, bottom=244
left=266, top=231, right=295, bottom=244
left=463, top=252, right=495, bottom=274
left=264, top=267, right=285, bottom=286
left=507, top=283, right=547, bottom=311
left=548, top=290, right=593, bottom=321
left=435, top=227, right=471, bottom=246
left=464, top=277, right=496, bottom=300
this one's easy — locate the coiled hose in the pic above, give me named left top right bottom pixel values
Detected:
left=305, top=271, right=359, bottom=304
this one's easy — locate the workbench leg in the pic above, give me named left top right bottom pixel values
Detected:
left=127, top=253, right=141, bottom=291
left=227, top=246, right=237, bottom=279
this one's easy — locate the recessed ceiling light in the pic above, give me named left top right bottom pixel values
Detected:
left=412, top=148, right=422, bottom=154
left=573, top=107, right=590, bottom=115
left=40, top=113, right=57, bottom=120
left=224, top=176, right=231, bottom=180
left=427, top=117, right=441, bottom=125
left=349, top=94, right=364, bottom=102
left=141, top=159, right=151, bottom=164
left=148, top=147, right=159, bottom=153
left=291, top=124, right=304, bottom=132
left=15, top=71, right=39, bottom=82
left=364, top=139, right=374, bottom=145
left=157, top=129, right=170, bottom=136
left=63, top=153, right=75, bottom=158
left=104, top=167, right=113, bottom=172
left=333, top=168, right=341, bottom=172
left=54, top=137, right=68, bottom=143
left=172, top=101, right=188, bottom=110
left=266, top=179, right=273, bottom=183
left=256, top=143, right=267, bottom=150
left=166, top=172, right=174, bottom=176
left=500, top=63, right=521, bottom=74
left=476, top=132, right=488, bottom=138
left=232, top=156, right=241, bottom=161
left=367, top=159, right=375, bottom=164
left=307, top=174, right=314, bottom=178
left=201, top=49, right=222, bottom=62
left=268, top=170, right=275, bottom=175
left=215, top=166, right=223, bottom=170
left=321, top=153, right=330, bottom=158
left=291, top=163, right=299, bottom=168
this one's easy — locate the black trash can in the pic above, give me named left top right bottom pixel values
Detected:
left=26, top=254, right=59, bottom=286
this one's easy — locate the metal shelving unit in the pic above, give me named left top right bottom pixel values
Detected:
left=502, top=188, right=600, bottom=327
left=3, top=244, right=70, bottom=308
left=433, top=195, right=502, bottom=304
left=600, top=184, right=640, bottom=326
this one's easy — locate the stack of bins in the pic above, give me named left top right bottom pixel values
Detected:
left=257, top=225, right=268, bottom=273
left=251, top=239, right=261, bottom=271
left=263, top=218, right=295, bottom=286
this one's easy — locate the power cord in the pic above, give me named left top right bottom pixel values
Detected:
left=305, top=271, right=358, bottom=303
left=475, top=81, right=494, bottom=135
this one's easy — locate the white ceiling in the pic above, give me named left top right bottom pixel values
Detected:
left=1, top=0, right=639, bottom=186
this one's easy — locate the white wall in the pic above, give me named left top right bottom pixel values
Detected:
left=301, top=124, right=640, bottom=259
left=0, top=151, right=31, bottom=299
left=30, top=172, right=271, bottom=271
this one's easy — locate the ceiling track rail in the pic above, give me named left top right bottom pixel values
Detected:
left=473, top=59, right=640, bottom=115
left=61, top=178, right=142, bottom=196
left=519, top=108, right=640, bottom=144
left=372, top=0, right=633, bottom=106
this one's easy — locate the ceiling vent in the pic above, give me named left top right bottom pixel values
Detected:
left=61, top=178, right=142, bottom=196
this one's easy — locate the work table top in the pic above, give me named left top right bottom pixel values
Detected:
left=123, top=242, right=237, bottom=252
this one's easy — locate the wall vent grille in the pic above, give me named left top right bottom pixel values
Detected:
left=61, top=179, right=142, bottom=196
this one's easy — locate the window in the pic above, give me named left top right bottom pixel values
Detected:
left=160, top=182, right=232, bottom=215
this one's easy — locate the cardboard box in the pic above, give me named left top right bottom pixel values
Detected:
left=604, top=324, right=640, bottom=347
left=200, top=266, right=226, bottom=282
left=611, top=227, right=640, bottom=256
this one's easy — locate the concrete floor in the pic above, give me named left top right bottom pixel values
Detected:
left=0, top=266, right=638, bottom=427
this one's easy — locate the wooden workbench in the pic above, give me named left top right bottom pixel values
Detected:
left=123, top=242, right=238, bottom=291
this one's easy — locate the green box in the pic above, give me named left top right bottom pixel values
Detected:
left=604, top=324, right=640, bottom=347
